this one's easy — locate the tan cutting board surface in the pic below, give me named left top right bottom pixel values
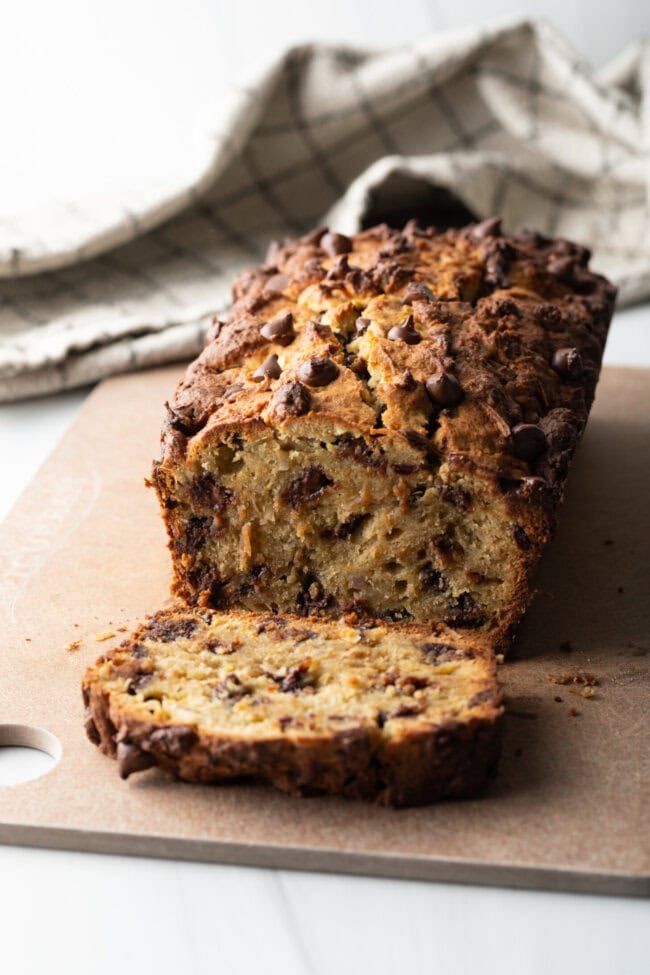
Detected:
left=1, top=365, right=648, bottom=895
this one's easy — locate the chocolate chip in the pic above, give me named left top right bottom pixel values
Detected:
left=513, top=524, right=532, bottom=550
left=142, top=615, right=199, bottom=642
left=444, top=593, right=485, bottom=629
left=278, top=661, right=312, bottom=693
left=480, top=239, right=512, bottom=288
left=345, top=353, right=369, bottom=379
left=392, top=703, right=424, bottom=718
left=274, top=381, right=311, bottom=416
left=420, top=565, right=447, bottom=592
left=191, top=473, right=233, bottom=512
left=547, top=256, right=575, bottom=283
left=402, top=429, right=432, bottom=454
left=204, top=318, right=224, bottom=343
left=377, top=261, right=414, bottom=293
left=297, top=357, right=339, bottom=387
left=437, top=483, right=472, bottom=509
left=425, top=372, right=464, bottom=407
left=263, top=272, right=290, bottom=295
left=421, top=642, right=464, bottom=662
left=469, top=217, right=502, bottom=241
left=552, top=346, right=584, bottom=380
left=260, top=311, right=294, bottom=345
left=346, top=268, right=375, bottom=293
left=336, top=435, right=385, bottom=469
left=148, top=725, right=198, bottom=756
left=320, top=231, right=352, bottom=256
left=296, top=576, right=331, bottom=615
left=512, top=423, right=548, bottom=462
left=326, top=254, right=349, bottom=278
left=253, top=353, right=282, bottom=381
left=335, top=512, right=369, bottom=539
left=201, top=637, right=239, bottom=654
left=117, top=741, right=155, bottom=779
left=215, top=674, right=249, bottom=702
left=281, top=467, right=333, bottom=509
left=403, top=282, right=435, bottom=303
left=387, top=315, right=421, bottom=344
left=126, top=672, right=153, bottom=695
left=304, top=226, right=327, bottom=245
left=355, top=317, right=370, bottom=335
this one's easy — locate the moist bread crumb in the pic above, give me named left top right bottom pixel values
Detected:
left=83, top=608, right=502, bottom=807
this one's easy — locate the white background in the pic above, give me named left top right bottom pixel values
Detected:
left=1, top=3, right=649, bottom=973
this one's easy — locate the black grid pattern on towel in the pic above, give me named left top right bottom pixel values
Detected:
left=0, top=20, right=647, bottom=400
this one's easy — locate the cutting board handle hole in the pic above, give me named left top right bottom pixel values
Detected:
left=0, top=724, right=61, bottom=786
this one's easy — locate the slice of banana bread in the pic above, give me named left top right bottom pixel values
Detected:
left=83, top=607, right=502, bottom=806
left=151, top=220, right=616, bottom=648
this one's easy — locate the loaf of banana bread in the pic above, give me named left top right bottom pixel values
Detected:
left=83, top=607, right=502, bottom=806
left=151, top=220, right=615, bottom=648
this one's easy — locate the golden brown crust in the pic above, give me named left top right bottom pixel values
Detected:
left=151, top=220, right=615, bottom=641
left=82, top=608, right=502, bottom=807
left=161, top=220, right=614, bottom=467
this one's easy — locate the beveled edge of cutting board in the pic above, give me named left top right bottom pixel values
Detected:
left=1, top=822, right=648, bottom=897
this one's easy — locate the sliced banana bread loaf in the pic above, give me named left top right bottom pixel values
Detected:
left=83, top=608, right=502, bottom=806
left=151, top=220, right=615, bottom=648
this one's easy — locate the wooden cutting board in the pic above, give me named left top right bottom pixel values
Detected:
left=1, top=365, right=648, bottom=895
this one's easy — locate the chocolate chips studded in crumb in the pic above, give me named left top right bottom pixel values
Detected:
left=335, top=513, right=369, bottom=539
left=191, top=473, right=234, bottom=512
left=513, top=524, right=532, bottom=550
left=421, top=641, right=472, bottom=662
left=281, top=467, right=333, bottom=509
left=437, top=483, right=472, bottom=510
left=172, top=516, right=214, bottom=557
left=444, top=593, right=485, bottom=629
left=142, top=615, right=199, bottom=642
left=269, top=660, right=314, bottom=694
left=296, top=577, right=331, bottom=615
left=420, top=564, right=448, bottom=592
left=336, top=435, right=385, bottom=469
left=201, top=637, right=240, bottom=654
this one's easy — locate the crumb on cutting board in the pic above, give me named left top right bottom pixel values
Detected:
left=548, top=671, right=600, bottom=687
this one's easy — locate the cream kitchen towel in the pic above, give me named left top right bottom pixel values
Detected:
left=1, top=18, right=648, bottom=401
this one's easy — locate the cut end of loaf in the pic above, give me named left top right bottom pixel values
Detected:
left=83, top=608, right=503, bottom=806
left=153, top=424, right=545, bottom=643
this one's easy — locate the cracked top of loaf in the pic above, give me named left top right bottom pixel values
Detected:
left=161, top=219, right=616, bottom=497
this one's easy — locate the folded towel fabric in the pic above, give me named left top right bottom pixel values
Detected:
left=0, top=19, right=647, bottom=401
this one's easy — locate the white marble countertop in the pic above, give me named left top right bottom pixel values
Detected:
left=2, top=2, right=650, bottom=971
